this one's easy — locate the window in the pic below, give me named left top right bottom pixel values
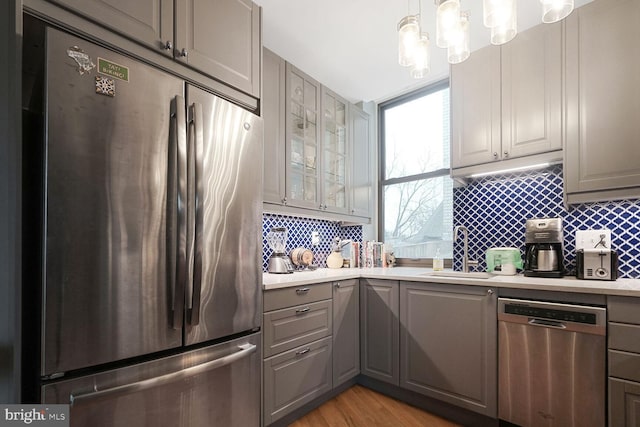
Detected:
left=379, top=81, right=453, bottom=263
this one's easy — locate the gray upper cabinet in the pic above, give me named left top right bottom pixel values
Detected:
left=175, top=0, right=261, bottom=97
left=320, top=88, right=349, bottom=215
left=262, top=48, right=286, bottom=205
left=332, top=280, right=359, bottom=387
left=451, top=22, right=563, bottom=171
left=47, top=0, right=174, bottom=55
left=451, top=44, right=501, bottom=169
left=565, top=0, right=640, bottom=204
left=360, top=279, right=399, bottom=386
left=47, top=0, right=261, bottom=98
left=399, top=282, right=497, bottom=418
left=349, top=105, right=371, bottom=218
left=285, top=63, right=322, bottom=210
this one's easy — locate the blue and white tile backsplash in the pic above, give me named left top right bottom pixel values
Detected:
left=453, top=164, right=640, bottom=278
left=262, top=214, right=363, bottom=271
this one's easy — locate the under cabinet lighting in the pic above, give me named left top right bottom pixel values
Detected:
left=469, top=162, right=551, bottom=178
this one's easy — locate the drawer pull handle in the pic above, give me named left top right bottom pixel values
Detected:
left=296, top=347, right=311, bottom=356
left=295, top=307, right=310, bottom=314
left=296, top=288, right=310, bottom=295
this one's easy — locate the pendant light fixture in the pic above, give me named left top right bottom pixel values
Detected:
left=541, top=0, right=574, bottom=23
left=490, top=0, right=517, bottom=45
left=397, top=0, right=576, bottom=70
left=398, top=15, right=421, bottom=67
left=436, top=0, right=460, bottom=48
left=447, top=12, right=470, bottom=64
left=411, top=33, right=431, bottom=78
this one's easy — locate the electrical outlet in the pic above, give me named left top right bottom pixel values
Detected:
left=311, top=231, right=320, bottom=246
left=576, top=229, right=612, bottom=250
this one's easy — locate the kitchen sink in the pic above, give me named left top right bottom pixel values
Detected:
left=421, top=271, right=492, bottom=280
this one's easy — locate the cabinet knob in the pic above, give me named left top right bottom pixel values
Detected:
left=487, top=289, right=494, bottom=295
left=282, top=197, right=288, bottom=205
left=180, top=48, right=188, bottom=58
left=503, top=151, right=509, bottom=158
left=493, top=152, right=499, bottom=159
left=164, top=41, right=173, bottom=51
left=335, top=282, right=341, bottom=288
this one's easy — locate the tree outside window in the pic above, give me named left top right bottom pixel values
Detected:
left=379, top=82, right=453, bottom=262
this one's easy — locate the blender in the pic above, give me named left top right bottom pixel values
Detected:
left=267, top=227, right=294, bottom=274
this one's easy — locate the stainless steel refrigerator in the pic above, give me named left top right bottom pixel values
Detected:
left=26, top=25, right=262, bottom=426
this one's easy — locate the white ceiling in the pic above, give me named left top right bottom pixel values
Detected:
left=255, top=0, right=594, bottom=103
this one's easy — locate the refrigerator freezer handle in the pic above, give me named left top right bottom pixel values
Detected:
left=187, top=102, right=204, bottom=327
left=69, top=343, right=256, bottom=407
left=171, top=95, right=187, bottom=330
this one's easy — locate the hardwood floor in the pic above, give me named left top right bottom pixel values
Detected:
left=288, top=385, right=462, bottom=427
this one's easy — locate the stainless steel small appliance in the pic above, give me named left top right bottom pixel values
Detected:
left=498, top=297, right=606, bottom=427
left=523, top=217, right=564, bottom=277
left=266, top=227, right=294, bottom=274
left=577, top=248, right=619, bottom=280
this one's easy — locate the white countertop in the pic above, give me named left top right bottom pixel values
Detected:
left=263, top=267, right=640, bottom=297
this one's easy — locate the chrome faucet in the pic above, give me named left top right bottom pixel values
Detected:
left=454, top=225, right=478, bottom=273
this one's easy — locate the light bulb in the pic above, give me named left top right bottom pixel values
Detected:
left=490, top=0, right=517, bottom=45
left=448, top=13, right=470, bottom=64
left=483, top=0, right=514, bottom=28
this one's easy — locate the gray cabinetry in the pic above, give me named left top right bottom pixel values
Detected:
left=262, top=47, right=286, bottom=205
left=399, top=282, right=497, bottom=417
left=262, top=282, right=333, bottom=425
left=285, top=63, right=322, bottom=210
left=175, top=0, right=260, bottom=97
left=608, top=296, right=640, bottom=426
left=46, top=0, right=260, bottom=98
left=349, top=105, right=371, bottom=218
left=451, top=22, right=562, bottom=173
left=263, top=336, right=332, bottom=425
left=360, top=279, right=399, bottom=385
left=332, top=279, right=359, bottom=387
left=320, top=87, right=349, bottom=214
left=565, top=0, right=640, bottom=203
left=46, top=0, right=173, bottom=55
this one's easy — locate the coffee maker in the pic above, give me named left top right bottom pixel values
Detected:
left=524, top=217, right=564, bottom=278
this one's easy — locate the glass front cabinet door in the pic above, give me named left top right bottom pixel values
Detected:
left=321, top=88, right=349, bottom=214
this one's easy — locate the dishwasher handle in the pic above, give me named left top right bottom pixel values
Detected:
left=528, top=318, right=567, bottom=329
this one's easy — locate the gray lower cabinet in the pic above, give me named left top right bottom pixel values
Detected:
left=263, top=282, right=334, bottom=425
left=608, top=295, right=640, bottom=426
left=399, top=281, right=497, bottom=418
left=565, top=0, right=640, bottom=203
left=263, top=336, right=333, bottom=425
left=332, top=279, right=359, bottom=387
left=360, top=279, right=399, bottom=385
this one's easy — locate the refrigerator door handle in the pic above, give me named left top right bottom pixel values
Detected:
left=69, top=343, right=257, bottom=407
left=170, top=95, right=187, bottom=330
left=187, top=102, right=204, bottom=327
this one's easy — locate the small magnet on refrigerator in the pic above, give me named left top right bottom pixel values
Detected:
left=95, top=76, right=115, bottom=97
left=67, top=46, right=95, bottom=75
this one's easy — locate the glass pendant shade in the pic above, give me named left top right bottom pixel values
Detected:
left=436, top=0, right=461, bottom=48
left=490, top=0, right=517, bottom=45
left=448, top=13, right=470, bottom=64
left=411, top=33, right=430, bottom=79
left=398, top=15, right=421, bottom=67
left=483, top=0, right=514, bottom=28
left=541, top=0, right=574, bottom=23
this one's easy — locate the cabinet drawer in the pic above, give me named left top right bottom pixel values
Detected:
left=609, top=322, right=640, bottom=353
left=608, top=296, right=640, bottom=324
left=263, top=300, right=332, bottom=358
left=264, top=282, right=331, bottom=312
left=263, top=336, right=332, bottom=425
left=609, top=350, right=640, bottom=382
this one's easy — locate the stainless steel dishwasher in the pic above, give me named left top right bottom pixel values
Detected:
left=498, top=298, right=606, bottom=427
